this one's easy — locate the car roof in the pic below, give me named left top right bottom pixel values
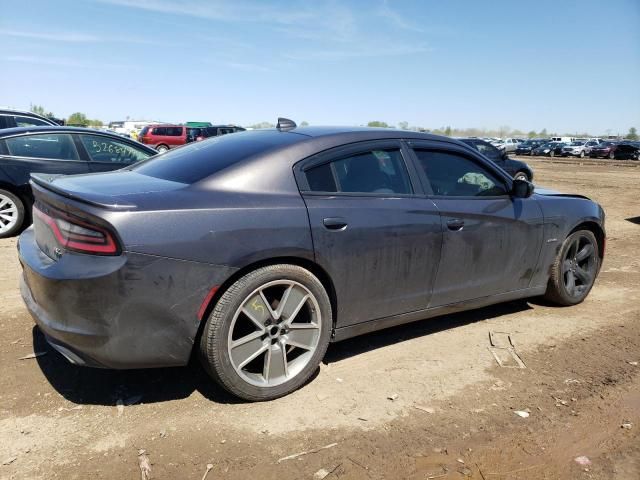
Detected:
left=0, top=126, right=157, bottom=151
left=0, top=125, right=124, bottom=137
left=0, top=108, right=51, bottom=120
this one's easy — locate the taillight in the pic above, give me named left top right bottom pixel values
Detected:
left=34, top=205, right=119, bottom=255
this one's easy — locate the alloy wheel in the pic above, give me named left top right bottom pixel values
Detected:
left=562, top=234, right=597, bottom=298
left=227, top=280, right=322, bottom=387
left=0, top=193, right=18, bottom=235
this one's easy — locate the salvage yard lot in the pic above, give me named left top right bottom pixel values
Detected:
left=1, top=158, right=639, bottom=479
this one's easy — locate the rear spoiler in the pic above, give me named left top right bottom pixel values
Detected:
left=30, top=173, right=136, bottom=209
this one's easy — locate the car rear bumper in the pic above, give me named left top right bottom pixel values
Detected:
left=18, top=227, right=236, bottom=369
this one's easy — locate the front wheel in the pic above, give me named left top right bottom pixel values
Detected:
left=0, top=189, right=25, bottom=238
left=609, top=151, right=615, bottom=160
left=580, top=151, right=585, bottom=158
left=544, top=230, right=599, bottom=306
left=514, top=171, right=529, bottom=182
left=550, top=150, right=555, bottom=157
left=200, top=265, right=332, bottom=401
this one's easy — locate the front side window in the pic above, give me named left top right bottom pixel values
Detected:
left=153, top=127, right=167, bottom=136
left=413, top=149, right=508, bottom=197
left=305, top=149, right=412, bottom=195
left=5, top=134, right=80, bottom=160
left=13, top=115, right=51, bottom=127
left=80, top=135, right=152, bottom=165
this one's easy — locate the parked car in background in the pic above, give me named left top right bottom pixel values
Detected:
left=0, top=109, right=59, bottom=129
left=613, top=142, right=640, bottom=160
left=0, top=126, right=156, bottom=237
left=583, top=139, right=603, bottom=155
left=533, top=142, right=566, bottom=157
left=18, top=122, right=604, bottom=401
left=589, top=141, right=618, bottom=159
left=458, top=138, right=534, bottom=181
left=201, top=125, right=246, bottom=138
left=551, top=136, right=574, bottom=143
left=515, top=139, right=546, bottom=156
left=138, top=125, right=203, bottom=152
left=561, top=141, right=588, bottom=158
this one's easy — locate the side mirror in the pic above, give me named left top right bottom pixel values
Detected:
left=501, top=151, right=509, bottom=160
left=512, top=178, right=534, bottom=198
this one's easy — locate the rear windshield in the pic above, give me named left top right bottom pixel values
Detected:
left=132, top=130, right=302, bottom=184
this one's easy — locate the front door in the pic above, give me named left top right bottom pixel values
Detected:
left=298, top=141, right=443, bottom=327
left=409, top=144, right=544, bottom=307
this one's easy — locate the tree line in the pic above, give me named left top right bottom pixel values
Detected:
left=26, top=105, right=639, bottom=140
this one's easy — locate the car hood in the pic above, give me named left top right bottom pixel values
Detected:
left=534, top=186, right=591, bottom=200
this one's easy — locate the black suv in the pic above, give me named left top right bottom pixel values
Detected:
left=0, top=109, right=60, bottom=129
left=458, top=138, right=534, bottom=181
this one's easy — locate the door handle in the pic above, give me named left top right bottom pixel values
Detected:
left=446, top=219, right=464, bottom=231
left=323, top=217, right=348, bottom=230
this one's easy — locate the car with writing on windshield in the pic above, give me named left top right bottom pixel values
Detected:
left=0, top=126, right=156, bottom=237
left=18, top=119, right=604, bottom=401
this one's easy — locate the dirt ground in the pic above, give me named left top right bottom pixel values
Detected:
left=1, top=157, right=639, bottom=480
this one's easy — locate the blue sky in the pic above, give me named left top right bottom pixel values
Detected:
left=1, top=0, right=638, bottom=134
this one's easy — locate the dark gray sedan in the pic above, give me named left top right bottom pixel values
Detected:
left=18, top=121, right=605, bottom=401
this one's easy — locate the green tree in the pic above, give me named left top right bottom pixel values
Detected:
left=626, top=127, right=638, bottom=140
left=539, top=128, right=548, bottom=137
left=367, top=121, right=390, bottom=128
left=299, top=121, right=309, bottom=127
left=527, top=130, right=537, bottom=138
left=444, top=126, right=452, bottom=136
left=67, top=112, right=89, bottom=126
left=30, top=104, right=55, bottom=119
left=398, top=121, right=409, bottom=130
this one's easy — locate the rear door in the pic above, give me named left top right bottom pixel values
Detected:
left=297, top=140, right=443, bottom=327
left=75, top=133, right=155, bottom=172
left=408, top=141, right=544, bottom=306
left=0, top=133, right=89, bottom=189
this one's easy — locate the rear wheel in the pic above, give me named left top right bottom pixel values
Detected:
left=544, top=230, right=599, bottom=306
left=156, top=144, right=169, bottom=153
left=0, top=189, right=25, bottom=239
left=200, top=264, right=332, bottom=401
left=609, top=151, right=615, bottom=160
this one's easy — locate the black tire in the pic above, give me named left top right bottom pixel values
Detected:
left=609, top=151, right=615, bottom=160
left=544, top=230, right=599, bottom=306
left=200, top=264, right=332, bottom=401
left=579, top=151, right=585, bottom=158
left=514, top=171, right=529, bottom=182
left=156, top=144, right=169, bottom=153
left=0, top=189, right=25, bottom=239
left=550, top=150, right=555, bottom=157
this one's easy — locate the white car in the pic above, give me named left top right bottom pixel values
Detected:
left=561, top=141, right=588, bottom=158
left=491, top=138, right=518, bottom=153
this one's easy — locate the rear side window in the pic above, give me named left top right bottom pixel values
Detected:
left=153, top=127, right=167, bottom=135
left=132, top=130, right=302, bottom=184
left=79, top=134, right=153, bottom=165
left=305, top=149, right=412, bottom=195
left=473, top=142, right=501, bottom=162
left=414, top=149, right=508, bottom=197
left=13, top=115, right=51, bottom=127
left=167, top=127, right=183, bottom=136
left=5, top=134, right=80, bottom=160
